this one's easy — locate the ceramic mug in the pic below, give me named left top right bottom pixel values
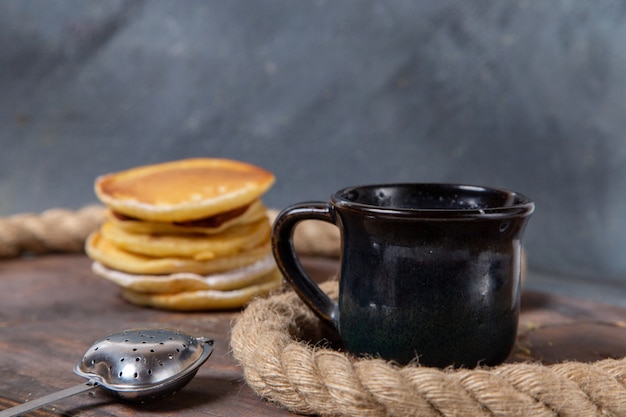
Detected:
left=271, top=183, right=534, bottom=367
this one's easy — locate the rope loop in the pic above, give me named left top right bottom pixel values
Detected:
left=231, top=281, right=626, bottom=417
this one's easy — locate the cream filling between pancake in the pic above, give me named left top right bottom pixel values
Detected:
left=120, top=269, right=283, bottom=311
left=91, top=254, right=277, bottom=293
left=107, top=199, right=268, bottom=236
left=85, top=231, right=271, bottom=275
left=99, top=218, right=271, bottom=260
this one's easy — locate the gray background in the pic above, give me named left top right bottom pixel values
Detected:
left=1, top=0, right=626, bottom=304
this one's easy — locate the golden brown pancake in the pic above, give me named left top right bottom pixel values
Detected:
left=120, top=269, right=283, bottom=310
left=107, top=199, right=268, bottom=236
left=95, top=158, right=275, bottom=222
left=91, top=254, right=277, bottom=293
left=99, top=218, right=270, bottom=260
left=85, top=232, right=271, bottom=275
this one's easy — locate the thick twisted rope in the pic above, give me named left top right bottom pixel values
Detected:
left=0, top=205, right=106, bottom=258
left=231, top=281, right=626, bottom=417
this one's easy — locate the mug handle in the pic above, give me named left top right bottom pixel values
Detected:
left=271, top=202, right=340, bottom=332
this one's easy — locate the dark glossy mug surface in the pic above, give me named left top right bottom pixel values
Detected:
left=272, top=183, right=534, bottom=367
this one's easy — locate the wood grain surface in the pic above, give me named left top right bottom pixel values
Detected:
left=0, top=254, right=625, bottom=416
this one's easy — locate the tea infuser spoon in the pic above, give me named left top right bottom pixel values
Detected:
left=0, top=328, right=214, bottom=417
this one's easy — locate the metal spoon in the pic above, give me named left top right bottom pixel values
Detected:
left=0, top=328, right=214, bottom=417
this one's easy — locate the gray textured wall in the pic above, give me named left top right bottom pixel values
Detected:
left=1, top=1, right=626, bottom=293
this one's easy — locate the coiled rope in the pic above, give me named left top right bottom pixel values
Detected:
left=0, top=206, right=624, bottom=416
left=231, top=281, right=626, bottom=416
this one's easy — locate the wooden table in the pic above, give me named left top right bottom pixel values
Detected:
left=1, top=254, right=626, bottom=416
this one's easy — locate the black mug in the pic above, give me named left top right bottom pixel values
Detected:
left=271, top=183, right=534, bottom=367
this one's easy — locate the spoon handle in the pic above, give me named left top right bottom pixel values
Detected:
left=0, top=382, right=96, bottom=417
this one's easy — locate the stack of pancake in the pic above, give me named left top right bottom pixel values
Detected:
left=85, top=158, right=282, bottom=311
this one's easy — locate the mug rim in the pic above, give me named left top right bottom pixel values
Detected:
left=331, top=183, right=535, bottom=219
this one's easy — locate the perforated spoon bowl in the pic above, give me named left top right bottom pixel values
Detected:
left=0, top=329, right=214, bottom=417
